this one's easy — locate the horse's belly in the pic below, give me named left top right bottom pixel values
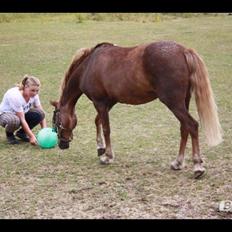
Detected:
left=117, top=92, right=157, bottom=105
left=108, top=78, right=157, bottom=105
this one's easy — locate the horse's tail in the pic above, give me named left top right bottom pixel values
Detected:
left=184, top=48, right=223, bottom=146
left=61, top=47, right=92, bottom=92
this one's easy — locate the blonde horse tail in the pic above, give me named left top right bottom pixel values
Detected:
left=184, top=48, right=223, bottom=146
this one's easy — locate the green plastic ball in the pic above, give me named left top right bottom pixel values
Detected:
left=37, top=127, right=58, bottom=149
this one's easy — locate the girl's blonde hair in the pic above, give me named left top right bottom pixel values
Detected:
left=17, top=74, right=41, bottom=90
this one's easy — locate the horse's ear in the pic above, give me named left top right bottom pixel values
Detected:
left=50, top=100, right=58, bottom=108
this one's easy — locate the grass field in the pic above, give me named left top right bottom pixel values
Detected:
left=0, top=13, right=231, bottom=219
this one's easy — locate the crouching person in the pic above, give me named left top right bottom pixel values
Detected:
left=0, top=75, right=47, bottom=145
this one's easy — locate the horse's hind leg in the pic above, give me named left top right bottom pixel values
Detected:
left=190, top=119, right=206, bottom=179
left=168, top=104, right=205, bottom=178
left=171, top=91, right=190, bottom=170
left=171, top=123, right=188, bottom=170
left=95, top=114, right=105, bottom=156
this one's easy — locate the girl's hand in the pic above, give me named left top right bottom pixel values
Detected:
left=29, top=134, right=38, bottom=145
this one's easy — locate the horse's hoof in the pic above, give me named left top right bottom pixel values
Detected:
left=97, top=148, right=106, bottom=157
left=193, top=166, right=206, bottom=179
left=170, top=160, right=184, bottom=170
left=99, top=154, right=114, bottom=164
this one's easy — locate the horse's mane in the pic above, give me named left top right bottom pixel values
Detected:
left=94, top=42, right=115, bottom=49
left=60, top=47, right=92, bottom=92
left=60, top=42, right=115, bottom=93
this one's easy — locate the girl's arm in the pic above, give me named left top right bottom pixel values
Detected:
left=35, top=105, right=47, bottom=128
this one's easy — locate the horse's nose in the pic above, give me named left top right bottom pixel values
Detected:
left=59, top=141, right=69, bottom=149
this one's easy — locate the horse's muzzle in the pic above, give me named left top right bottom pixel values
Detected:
left=59, top=141, right=69, bottom=149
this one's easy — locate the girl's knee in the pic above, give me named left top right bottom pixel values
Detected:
left=37, top=109, right=45, bottom=121
left=0, top=113, right=21, bottom=132
left=25, top=109, right=45, bottom=128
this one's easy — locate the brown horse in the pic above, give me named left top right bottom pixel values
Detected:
left=51, top=41, right=222, bottom=178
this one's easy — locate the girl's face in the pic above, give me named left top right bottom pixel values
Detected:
left=24, top=85, right=40, bottom=97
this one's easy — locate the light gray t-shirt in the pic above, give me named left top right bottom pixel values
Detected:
left=0, top=87, right=41, bottom=114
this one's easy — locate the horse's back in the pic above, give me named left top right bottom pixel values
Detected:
left=81, top=41, right=189, bottom=105
left=91, top=40, right=188, bottom=79
left=81, top=43, right=158, bottom=105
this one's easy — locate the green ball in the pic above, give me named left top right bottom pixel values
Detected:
left=37, top=128, right=58, bottom=149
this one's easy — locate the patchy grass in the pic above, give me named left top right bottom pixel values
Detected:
left=0, top=14, right=231, bottom=219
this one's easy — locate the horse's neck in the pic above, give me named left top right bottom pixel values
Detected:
left=60, top=58, right=85, bottom=110
left=60, top=83, right=82, bottom=112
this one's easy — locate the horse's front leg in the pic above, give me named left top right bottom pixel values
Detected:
left=95, top=114, right=105, bottom=156
left=94, top=103, right=114, bottom=164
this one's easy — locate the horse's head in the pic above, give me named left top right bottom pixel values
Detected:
left=50, top=100, right=77, bottom=149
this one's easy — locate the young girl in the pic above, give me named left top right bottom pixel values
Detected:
left=0, top=75, right=47, bottom=145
